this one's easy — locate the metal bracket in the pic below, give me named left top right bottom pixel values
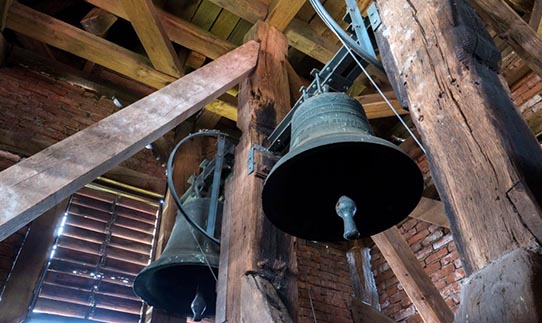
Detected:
left=367, top=2, right=381, bottom=31
left=248, top=144, right=280, bottom=177
left=265, top=1, right=383, bottom=154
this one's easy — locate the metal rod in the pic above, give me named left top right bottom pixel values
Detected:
left=96, top=176, right=163, bottom=199
left=207, top=135, right=225, bottom=236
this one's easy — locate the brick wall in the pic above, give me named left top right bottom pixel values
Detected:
left=0, top=64, right=166, bottom=298
left=297, top=239, right=354, bottom=323
left=0, top=64, right=166, bottom=191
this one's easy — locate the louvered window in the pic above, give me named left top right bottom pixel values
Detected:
left=25, top=185, right=161, bottom=323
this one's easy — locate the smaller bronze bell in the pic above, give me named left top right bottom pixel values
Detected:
left=262, top=92, right=423, bottom=241
left=133, top=198, right=221, bottom=319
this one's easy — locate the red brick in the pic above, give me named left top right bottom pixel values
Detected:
left=422, top=230, right=444, bottom=246
left=432, top=233, right=454, bottom=250
left=441, top=250, right=459, bottom=265
left=407, top=229, right=429, bottom=245
left=425, top=247, right=449, bottom=265
left=431, top=264, right=455, bottom=281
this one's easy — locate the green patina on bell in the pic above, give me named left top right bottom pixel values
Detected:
left=133, top=198, right=221, bottom=320
left=262, top=92, right=423, bottom=241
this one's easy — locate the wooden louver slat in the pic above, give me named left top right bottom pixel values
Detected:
left=28, top=185, right=160, bottom=323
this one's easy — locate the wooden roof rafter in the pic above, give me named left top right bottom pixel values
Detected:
left=6, top=3, right=239, bottom=122
left=120, top=0, right=183, bottom=77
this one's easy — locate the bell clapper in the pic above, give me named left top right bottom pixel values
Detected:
left=335, top=196, right=361, bottom=240
left=190, top=286, right=207, bottom=322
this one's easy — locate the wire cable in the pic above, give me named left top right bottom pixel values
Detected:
left=188, top=224, right=218, bottom=282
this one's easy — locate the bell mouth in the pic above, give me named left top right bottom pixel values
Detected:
left=133, top=261, right=218, bottom=316
left=262, top=134, right=424, bottom=241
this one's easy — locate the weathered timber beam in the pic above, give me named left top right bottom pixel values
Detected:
left=376, top=0, right=542, bottom=320
left=410, top=197, right=449, bottom=228
left=265, top=0, right=307, bottom=32
left=7, top=2, right=174, bottom=89
left=372, top=227, right=454, bottom=323
left=285, top=18, right=339, bottom=63
left=0, top=40, right=259, bottom=242
left=80, top=7, right=117, bottom=37
left=356, top=92, right=409, bottom=119
left=472, top=0, right=542, bottom=75
left=0, top=0, right=12, bottom=30
left=85, top=0, right=235, bottom=61
left=217, top=21, right=296, bottom=322
left=529, top=0, right=542, bottom=35
left=120, top=0, right=182, bottom=77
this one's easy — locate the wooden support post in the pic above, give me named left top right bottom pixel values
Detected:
left=375, top=0, right=542, bottom=321
left=0, top=41, right=259, bottom=242
left=347, top=240, right=380, bottom=309
left=0, top=200, right=68, bottom=322
left=347, top=240, right=396, bottom=323
left=216, top=21, right=297, bottom=323
left=372, top=228, right=454, bottom=323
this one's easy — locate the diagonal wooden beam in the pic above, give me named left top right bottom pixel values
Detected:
left=120, top=0, right=182, bottom=77
left=265, top=0, right=307, bottom=32
left=85, top=0, right=236, bottom=61
left=356, top=92, right=409, bottom=119
left=410, top=197, right=450, bottom=228
left=80, top=7, right=117, bottom=37
left=0, top=40, right=259, bottom=242
left=7, top=2, right=174, bottom=89
left=285, top=18, right=340, bottom=63
left=372, top=227, right=454, bottom=323
left=472, top=0, right=542, bottom=75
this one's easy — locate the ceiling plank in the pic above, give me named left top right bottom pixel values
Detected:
left=205, top=0, right=268, bottom=24
left=7, top=2, right=174, bottom=89
left=472, top=0, right=542, bottom=75
left=285, top=18, right=339, bottom=63
left=265, top=0, right=307, bottom=32
left=85, top=0, right=236, bottom=60
left=120, top=0, right=182, bottom=77
left=204, top=0, right=340, bottom=64
left=0, top=40, right=259, bottom=242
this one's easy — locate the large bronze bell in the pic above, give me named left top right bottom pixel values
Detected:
left=133, top=198, right=221, bottom=320
left=262, top=92, right=423, bottom=241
